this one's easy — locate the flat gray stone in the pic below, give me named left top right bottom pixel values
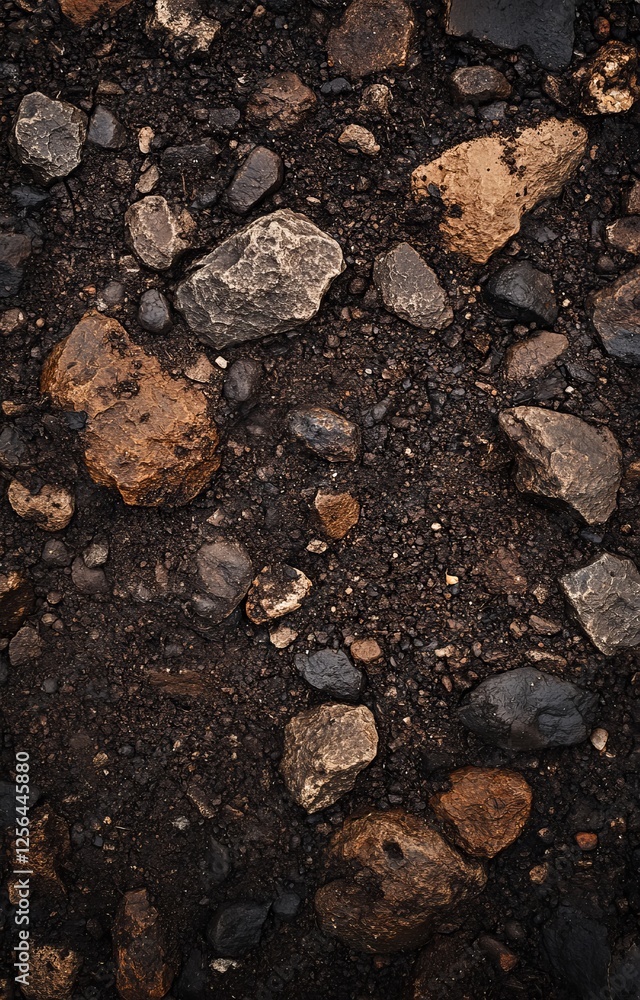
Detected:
left=88, top=106, right=126, bottom=149
left=125, top=196, right=190, bottom=271
left=450, top=65, right=511, bottom=104
left=373, top=243, right=453, bottom=330
left=560, top=552, right=640, bottom=656
left=589, top=266, right=640, bottom=365
left=192, top=539, right=254, bottom=625
left=295, top=648, right=363, bottom=700
left=138, top=289, right=172, bottom=334
left=175, top=209, right=344, bottom=349
left=226, top=146, right=284, bottom=214
left=10, top=92, right=87, bottom=185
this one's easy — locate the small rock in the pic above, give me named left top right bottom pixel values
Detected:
left=574, top=41, right=639, bottom=115
left=295, top=648, right=363, bottom=700
left=125, top=196, right=191, bottom=271
left=589, top=265, right=640, bottom=364
left=175, top=209, right=344, bottom=349
left=313, top=490, right=359, bottom=540
left=350, top=637, right=382, bottom=663
left=575, top=831, right=598, bottom=851
left=113, top=889, right=178, bottom=1000
left=485, top=261, right=558, bottom=326
left=206, top=902, right=270, bottom=957
left=373, top=242, right=453, bottom=330
left=0, top=232, right=32, bottom=298
left=83, top=539, right=109, bottom=568
left=209, top=107, right=241, bottom=134
left=430, top=767, right=533, bottom=858
left=499, top=407, right=622, bottom=525
left=484, top=546, right=528, bottom=595
left=0, top=571, right=34, bottom=638
left=136, top=164, right=161, bottom=195
left=226, top=146, right=284, bottom=214
left=269, top=624, right=298, bottom=648
left=0, top=307, right=26, bottom=333
left=7, top=480, right=75, bottom=531
left=626, top=180, right=640, bottom=214
left=321, top=77, right=353, bottom=97
left=42, top=539, right=72, bottom=567
left=503, top=331, right=568, bottom=381
left=327, top=0, right=416, bottom=80
left=315, top=809, right=486, bottom=953
left=590, top=727, right=608, bottom=751
left=138, top=127, right=155, bottom=154
left=458, top=667, right=598, bottom=750
left=246, top=72, right=317, bottom=132
left=19, top=943, right=81, bottom=1000
left=87, top=106, right=126, bottom=149
left=272, top=892, right=301, bottom=921
left=281, top=702, right=378, bottom=812
left=245, top=564, right=312, bottom=624
left=338, top=124, right=380, bottom=156
left=288, top=406, right=360, bottom=462
left=542, top=906, right=610, bottom=999
left=9, top=625, right=43, bottom=666
left=477, top=936, right=519, bottom=974
left=411, top=118, right=587, bottom=264
left=450, top=66, right=511, bottom=104
left=184, top=354, right=214, bottom=383
left=10, top=806, right=69, bottom=900
left=10, top=92, right=87, bottom=185
left=149, top=0, right=220, bottom=52
left=207, top=837, right=231, bottom=882
left=529, top=614, right=561, bottom=636
left=138, top=289, right=173, bottom=333
left=606, top=216, right=640, bottom=254
left=560, top=552, right=640, bottom=656
left=223, top=358, right=262, bottom=403
left=193, top=539, right=254, bottom=624
left=71, top=556, right=109, bottom=595
left=0, top=425, right=27, bottom=467
left=359, top=83, right=392, bottom=115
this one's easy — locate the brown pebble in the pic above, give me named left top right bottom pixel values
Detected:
left=350, top=637, right=382, bottom=663
left=314, top=490, right=360, bottom=539
left=477, top=934, right=519, bottom=973
left=575, top=831, right=598, bottom=851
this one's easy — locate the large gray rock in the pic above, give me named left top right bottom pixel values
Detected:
left=499, top=407, right=621, bottom=525
left=373, top=243, right=453, bottom=330
left=295, top=648, right=363, bottom=700
left=192, top=539, right=254, bottom=625
left=10, top=92, right=87, bottom=185
left=175, top=210, right=344, bottom=349
left=560, top=553, right=640, bottom=656
left=589, top=266, right=640, bottom=365
left=459, top=667, right=598, bottom=750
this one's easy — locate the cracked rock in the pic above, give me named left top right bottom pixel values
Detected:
left=226, top=146, right=284, bottom=214
left=373, top=243, right=453, bottom=330
left=7, top=480, right=75, bottom=532
left=589, top=265, right=640, bottom=364
left=295, top=648, right=363, bottom=700
left=485, top=261, right=558, bottom=326
left=327, top=0, right=416, bottom=80
left=113, top=889, right=178, bottom=1000
left=10, top=92, right=87, bottom=185
left=574, top=41, right=639, bottom=115
left=246, top=73, right=317, bottom=133
left=192, top=539, right=254, bottom=625
left=499, top=407, right=622, bottom=525
left=560, top=552, right=640, bottom=656
left=245, top=564, right=312, bottom=624
left=288, top=406, right=360, bottom=462
left=503, top=331, right=568, bottom=381
left=149, top=0, right=220, bottom=52
left=125, top=196, right=191, bottom=271
left=9, top=625, right=44, bottom=666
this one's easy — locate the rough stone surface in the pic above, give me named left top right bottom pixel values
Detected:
left=19, top=944, right=81, bottom=1000
left=88, top=106, right=126, bottom=149
left=484, top=546, right=528, bottom=595
left=450, top=66, right=511, bottom=104
left=175, top=209, right=344, bottom=349
left=458, top=667, right=599, bottom=750
left=315, top=810, right=486, bottom=953
left=327, top=0, right=416, bottom=80
left=485, top=261, right=558, bottom=326
left=223, top=358, right=262, bottom=403
left=430, top=767, right=533, bottom=858
left=207, top=902, right=270, bottom=957
left=280, top=702, right=378, bottom=812
left=445, top=0, right=575, bottom=72
left=606, top=216, right=640, bottom=255
left=41, top=311, right=220, bottom=506
left=193, top=539, right=254, bottom=624
left=10, top=92, right=87, bottom=185
left=138, top=289, right=172, bottom=334
left=503, top=331, right=568, bottom=381
left=246, top=73, right=317, bottom=133
left=359, top=83, right=392, bottom=115
left=149, top=0, right=220, bottom=52
left=412, top=119, right=587, bottom=263
left=288, top=406, right=360, bottom=462
left=125, top=196, right=190, bottom=271
left=499, top=406, right=622, bottom=525
left=59, top=0, right=130, bottom=24
left=350, top=638, right=382, bottom=663
left=226, top=146, right=284, bottom=214
left=589, top=266, right=640, bottom=364
left=314, top=490, right=360, bottom=539
left=338, top=124, right=380, bottom=156
left=373, top=243, right=453, bottom=330
left=560, top=552, right=640, bottom=656
left=626, top=180, right=640, bottom=213
left=0, top=232, right=32, bottom=298
left=245, top=564, right=312, bottom=624
left=574, top=41, right=639, bottom=115
left=113, top=889, right=178, bottom=1000
left=0, top=570, right=34, bottom=638
left=41, top=538, right=71, bottom=567
left=295, top=648, right=363, bottom=700
left=7, top=480, right=75, bottom=531
left=9, top=625, right=44, bottom=666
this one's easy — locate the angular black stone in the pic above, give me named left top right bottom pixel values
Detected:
left=485, top=261, right=558, bottom=326
left=226, top=146, right=284, bottom=215
left=295, top=648, right=363, bottom=700
left=193, top=539, right=254, bottom=625
left=207, top=901, right=270, bottom=957
left=223, top=358, right=262, bottom=404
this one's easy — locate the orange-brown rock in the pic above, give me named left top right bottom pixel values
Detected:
left=314, top=490, right=360, bottom=539
left=19, top=943, right=81, bottom=1000
left=327, top=0, right=416, bottom=80
left=350, top=637, right=382, bottom=663
left=59, top=0, right=131, bottom=25
left=113, top=889, right=178, bottom=1000
left=503, top=331, right=569, bottom=382
left=7, top=480, right=75, bottom=531
left=41, top=312, right=220, bottom=506
left=315, top=810, right=486, bottom=953
left=246, top=72, right=317, bottom=133
left=575, top=831, right=598, bottom=851
left=430, top=767, right=532, bottom=859
left=477, top=934, right=519, bottom=973
left=0, top=570, right=34, bottom=637
left=10, top=807, right=69, bottom=902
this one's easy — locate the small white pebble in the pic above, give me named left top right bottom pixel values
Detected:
left=138, top=126, right=155, bottom=154
left=445, top=573, right=459, bottom=586
left=215, top=356, right=228, bottom=369
left=431, top=522, right=442, bottom=531
left=590, top=727, right=608, bottom=751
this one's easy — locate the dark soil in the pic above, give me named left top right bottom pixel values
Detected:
left=1, top=1, right=640, bottom=998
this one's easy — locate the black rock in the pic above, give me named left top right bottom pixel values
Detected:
left=542, top=906, right=610, bottom=998
left=223, top=358, right=262, bottom=404
left=206, top=901, right=270, bottom=957
left=208, top=107, right=241, bottom=134
left=138, top=289, right=172, bottom=334
left=11, top=185, right=49, bottom=209
left=71, top=556, right=108, bottom=595
left=161, top=141, right=218, bottom=176
left=101, top=280, right=124, bottom=306
left=288, top=405, right=360, bottom=462
left=0, top=425, right=28, bottom=468
left=295, top=648, right=363, bottom=700
left=87, top=106, right=126, bottom=149
left=320, top=77, right=353, bottom=96
left=485, top=261, right=558, bottom=326
left=177, top=947, right=209, bottom=1000
left=42, top=538, right=72, bottom=567
left=458, top=667, right=598, bottom=750
left=589, top=266, right=640, bottom=365
left=272, top=892, right=301, bottom=921
left=208, top=837, right=231, bottom=884
left=0, top=231, right=32, bottom=298
left=226, top=146, right=284, bottom=215
left=193, top=539, right=254, bottom=624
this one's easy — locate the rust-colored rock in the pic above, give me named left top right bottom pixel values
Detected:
left=113, top=889, right=178, bottom=1000
left=327, top=0, right=416, bottom=80
left=314, top=490, right=360, bottom=539
left=245, top=564, right=312, bottom=624
left=7, top=480, right=75, bottom=531
left=574, top=41, right=639, bottom=115
left=576, top=831, right=598, bottom=851
left=41, top=312, right=220, bottom=506
left=0, top=570, right=34, bottom=637
left=246, top=72, right=317, bottom=133
left=430, top=767, right=533, bottom=858
left=315, top=810, right=486, bottom=953
left=19, top=944, right=81, bottom=1000
left=10, top=807, right=69, bottom=902
left=503, top=331, right=569, bottom=381
left=350, top=637, right=382, bottom=663
left=59, top=0, right=131, bottom=25
left=411, top=119, right=587, bottom=263
left=477, top=935, right=520, bottom=973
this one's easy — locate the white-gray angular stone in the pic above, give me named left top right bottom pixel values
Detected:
left=175, top=209, right=344, bottom=349
left=373, top=243, right=453, bottom=331
left=10, top=92, right=87, bottom=185
left=560, top=552, right=640, bottom=656
left=125, top=196, right=190, bottom=271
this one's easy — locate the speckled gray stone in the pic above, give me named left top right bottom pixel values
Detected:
left=560, top=552, right=640, bottom=656
left=373, top=243, right=453, bottom=330
left=10, top=92, right=87, bottom=185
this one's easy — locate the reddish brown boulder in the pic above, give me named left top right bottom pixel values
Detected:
left=59, top=0, right=131, bottom=25
left=0, top=570, right=34, bottom=638
left=246, top=72, right=317, bottom=133
left=327, top=0, right=416, bottom=80
left=113, top=889, right=178, bottom=1000
left=430, top=767, right=533, bottom=858
left=41, top=312, right=220, bottom=506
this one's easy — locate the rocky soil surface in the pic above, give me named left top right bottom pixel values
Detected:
left=1, top=0, right=640, bottom=998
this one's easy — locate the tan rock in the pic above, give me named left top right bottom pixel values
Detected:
left=149, top=0, right=221, bottom=52
left=281, top=702, right=378, bottom=812
left=7, top=480, right=75, bottom=531
left=359, top=83, right=392, bottom=116
left=113, top=889, right=178, bottom=1000
left=338, top=124, right=380, bottom=156
left=10, top=807, right=69, bottom=902
left=124, top=196, right=191, bottom=271
left=350, top=637, right=382, bottom=663
left=574, top=41, right=639, bottom=115
left=430, top=767, right=532, bottom=858
left=8, top=625, right=44, bottom=666
left=411, top=118, right=587, bottom=263
left=606, top=216, right=640, bottom=254
left=503, top=331, right=569, bottom=381
left=246, top=72, right=317, bottom=133
left=19, top=944, right=81, bottom=1000
left=245, top=564, right=312, bottom=624
left=41, top=312, right=220, bottom=506
left=0, top=570, right=34, bottom=638
left=314, top=490, right=360, bottom=539
left=315, top=810, right=486, bottom=953
left=626, top=179, right=640, bottom=213
left=59, top=0, right=131, bottom=24
left=327, top=0, right=416, bottom=80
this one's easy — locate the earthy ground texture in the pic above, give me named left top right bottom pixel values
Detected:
left=1, top=0, right=640, bottom=999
